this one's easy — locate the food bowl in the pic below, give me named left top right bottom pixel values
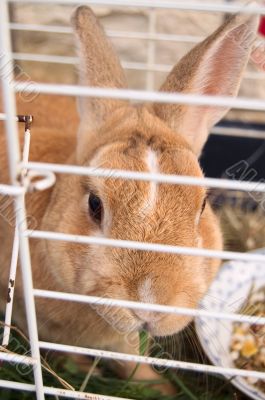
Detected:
left=195, top=249, right=265, bottom=400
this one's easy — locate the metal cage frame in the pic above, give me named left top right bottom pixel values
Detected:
left=1, top=1, right=265, bottom=399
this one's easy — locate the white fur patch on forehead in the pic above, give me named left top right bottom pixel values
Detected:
left=142, top=149, right=159, bottom=213
left=138, top=277, right=156, bottom=304
left=147, top=148, right=158, bottom=173
left=195, top=211, right=201, bottom=227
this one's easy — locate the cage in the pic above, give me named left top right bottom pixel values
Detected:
left=1, top=1, right=265, bottom=400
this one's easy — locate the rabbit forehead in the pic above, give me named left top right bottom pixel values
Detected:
left=84, top=134, right=205, bottom=235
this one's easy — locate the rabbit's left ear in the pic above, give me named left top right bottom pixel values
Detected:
left=153, top=12, right=259, bottom=156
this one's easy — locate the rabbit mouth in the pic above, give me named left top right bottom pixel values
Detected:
left=138, top=314, right=193, bottom=338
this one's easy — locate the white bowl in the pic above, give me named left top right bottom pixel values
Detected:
left=195, top=248, right=265, bottom=400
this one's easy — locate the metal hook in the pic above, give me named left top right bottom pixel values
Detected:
left=16, top=114, right=56, bottom=192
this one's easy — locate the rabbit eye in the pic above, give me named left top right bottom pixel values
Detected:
left=88, top=193, right=103, bottom=223
left=201, top=197, right=207, bottom=215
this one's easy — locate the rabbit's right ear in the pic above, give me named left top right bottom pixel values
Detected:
left=153, top=11, right=259, bottom=156
left=72, top=6, right=128, bottom=132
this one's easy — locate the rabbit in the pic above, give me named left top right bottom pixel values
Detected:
left=0, top=5, right=259, bottom=393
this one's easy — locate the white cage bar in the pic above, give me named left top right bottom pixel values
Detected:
left=1, top=1, right=265, bottom=399
left=7, top=0, right=265, bottom=15
left=11, top=52, right=265, bottom=82
left=11, top=81, right=265, bottom=111
left=0, top=1, right=45, bottom=398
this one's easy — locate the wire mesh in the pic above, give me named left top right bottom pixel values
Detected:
left=1, top=1, right=265, bottom=400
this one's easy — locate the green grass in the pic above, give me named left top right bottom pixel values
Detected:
left=0, top=323, right=250, bottom=400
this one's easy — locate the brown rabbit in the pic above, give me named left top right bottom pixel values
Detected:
left=0, top=6, right=259, bottom=392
